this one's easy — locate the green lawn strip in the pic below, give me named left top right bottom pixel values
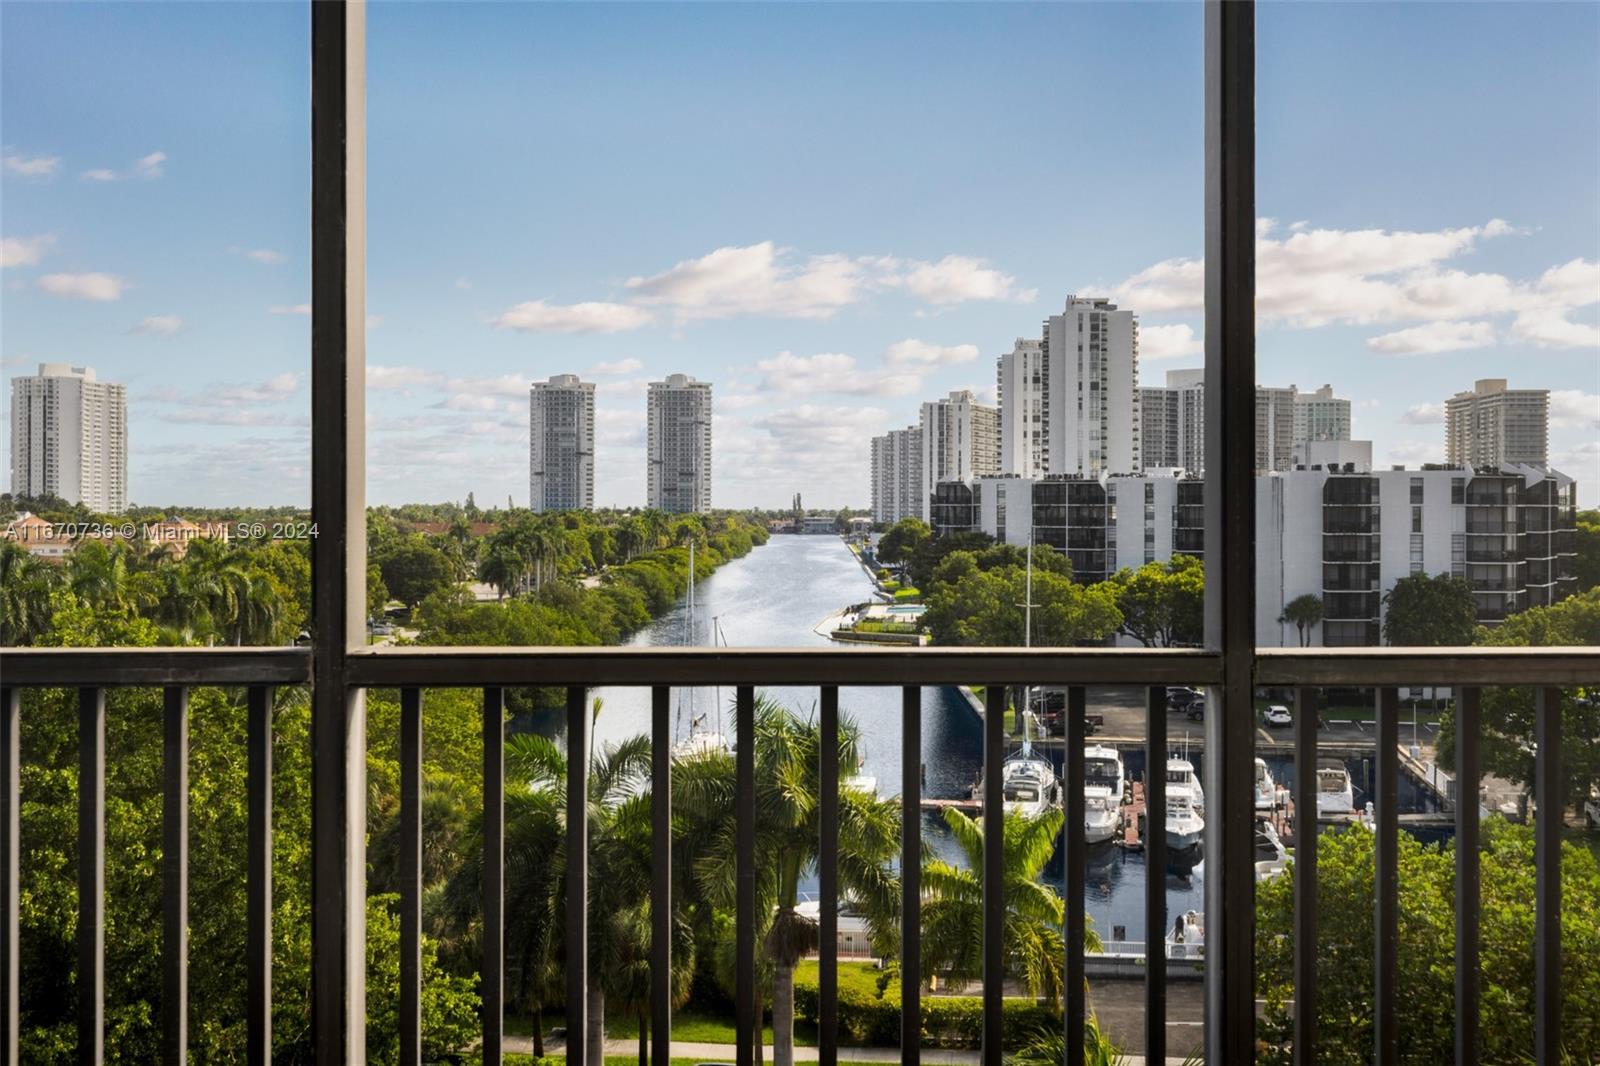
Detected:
left=509, top=1009, right=781, bottom=1046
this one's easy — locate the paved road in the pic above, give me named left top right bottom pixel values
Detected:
left=515, top=1034, right=1195, bottom=1065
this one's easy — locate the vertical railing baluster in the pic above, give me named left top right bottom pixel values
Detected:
left=484, top=688, right=505, bottom=1066
left=900, top=686, right=921, bottom=1064
left=79, top=687, right=105, bottom=1066
left=980, top=685, right=1005, bottom=1066
left=1292, top=687, right=1318, bottom=1066
left=651, top=686, right=672, bottom=1066
left=1454, top=686, right=1480, bottom=1066
left=162, top=687, right=189, bottom=1066
left=1, top=687, right=18, bottom=1066
left=1064, top=686, right=1086, bottom=1066
left=246, top=685, right=273, bottom=1066
left=566, top=684, right=589, bottom=1066
left=735, top=685, right=755, bottom=1066
left=399, top=688, right=422, bottom=1066
left=818, top=687, right=839, bottom=1066
left=1375, top=687, right=1399, bottom=1063
left=1143, top=685, right=1167, bottom=1065
left=1534, top=686, right=1562, bottom=1064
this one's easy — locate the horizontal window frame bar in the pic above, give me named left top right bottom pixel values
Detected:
left=4, top=645, right=1597, bottom=687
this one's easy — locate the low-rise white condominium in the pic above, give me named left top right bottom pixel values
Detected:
left=870, top=425, right=923, bottom=525
left=1446, top=378, right=1549, bottom=468
left=529, top=374, right=595, bottom=512
left=647, top=373, right=712, bottom=514
left=919, top=389, right=1000, bottom=522
left=9, top=362, right=128, bottom=513
left=933, top=460, right=1577, bottom=646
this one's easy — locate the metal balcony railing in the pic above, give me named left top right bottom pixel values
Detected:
left=4, top=4, right=1598, bottom=1066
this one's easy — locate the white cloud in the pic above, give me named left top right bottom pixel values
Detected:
left=38, top=272, right=125, bottom=301
left=2, top=150, right=60, bottom=178
left=1399, top=402, right=1447, bottom=425
left=1382, top=440, right=1444, bottom=465
left=133, top=152, right=166, bottom=179
left=131, top=314, right=184, bottom=336
left=368, top=365, right=445, bottom=392
left=1138, top=323, right=1203, bottom=360
left=755, top=351, right=918, bottom=397
left=147, top=372, right=303, bottom=427
left=444, top=373, right=528, bottom=399
left=883, top=339, right=980, bottom=367
left=269, top=303, right=311, bottom=316
left=246, top=248, right=286, bottom=265
left=215, top=373, right=300, bottom=404
left=1103, top=219, right=1597, bottom=356
left=435, top=393, right=503, bottom=413
left=625, top=241, right=880, bottom=321
left=587, top=357, right=644, bottom=376
left=1, top=234, right=54, bottom=268
left=454, top=277, right=472, bottom=290
left=492, top=299, right=653, bottom=334
left=898, top=255, right=1036, bottom=305
left=1365, top=320, right=1496, bottom=355
left=81, top=151, right=167, bottom=183
left=1550, top=390, right=1600, bottom=430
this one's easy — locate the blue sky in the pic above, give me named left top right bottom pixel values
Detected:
left=3, top=2, right=1596, bottom=510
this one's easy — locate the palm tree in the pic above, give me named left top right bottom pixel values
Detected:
left=64, top=539, right=131, bottom=613
left=478, top=543, right=524, bottom=600
left=0, top=541, right=57, bottom=645
left=677, top=695, right=901, bottom=1066
left=1279, top=593, right=1324, bottom=647
left=920, top=807, right=1101, bottom=1003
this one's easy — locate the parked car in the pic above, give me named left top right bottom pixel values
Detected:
left=1263, top=704, right=1292, bottom=728
left=1167, top=685, right=1203, bottom=710
left=1185, top=698, right=1206, bottom=722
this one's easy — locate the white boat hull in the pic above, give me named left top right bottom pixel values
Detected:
left=1085, top=808, right=1120, bottom=844
left=1166, top=819, right=1204, bottom=851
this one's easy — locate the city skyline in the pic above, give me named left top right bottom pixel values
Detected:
left=1, top=2, right=1596, bottom=510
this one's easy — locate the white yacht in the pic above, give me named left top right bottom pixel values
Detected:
left=1083, top=745, right=1125, bottom=844
left=1000, top=714, right=1062, bottom=820
left=1165, top=758, right=1206, bottom=852
left=1166, top=909, right=1204, bottom=960
left=673, top=541, right=731, bottom=759
left=1253, top=819, right=1289, bottom=882
left=1254, top=757, right=1278, bottom=812
left=1315, top=757, right=1355, bottom=815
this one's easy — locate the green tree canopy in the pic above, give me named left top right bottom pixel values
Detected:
left=1110, top=554, right=1204, bottom=647
left=1381, top=572, right=1477, bottom=646
left=374, top=538, right=460, bottom=607
left=875, top=517, right=931, bottom=565
left=1279, top=592, right=1325, bottom=647
left=921, top=552, right=1122, bottom=647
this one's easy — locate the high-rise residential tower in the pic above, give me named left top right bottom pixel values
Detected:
left=1041, top=295, right=1141, bottom=477
left=529, top=374, right=595, bottom=512
left=919, top=389, right=1000, bottom=522
left=9, top=363, right=128, bottom=513
left=1139, top=386, right=1182, bottom=469
left=997, top=337, right=1048, bottom=477
left=1294, top=383, right=1352, bottom=444
left=1445, top=378, right=1549, bottom=468
left=870, top=425, right=923, bottom=525
left=647, top=373, right=712, bottom=513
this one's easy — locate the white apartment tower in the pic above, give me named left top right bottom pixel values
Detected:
left=9, top=363, right=128, bottom=513
left=870, top=425, right=923, bottom=525
left=1041, top=295, right=1140, bottom=477
left=997, top=338, right=1048, bottom=477
left=1294, top=384, right=1352, bottom=444
left=1446, top=378, right=1549, bottom=468
left=529, top=374, right=596, bottom=512
left=647, top=373, right=712, bottom=514
left=919, top=390, right=1000, bottom=522
left=1139, top=386, right=1182, bottom=469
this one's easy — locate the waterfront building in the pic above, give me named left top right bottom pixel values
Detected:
left=1294, top=383, right=1352, bottom=443
left=918, top=389, right=999, bottom=523
left=936, top=462, right=1578, bottom=645
left=9, top=362, right=128, bottom=513
left=1445, top=378, right=1550, bottom=468
left=647, top=373, right=712, bottom=514
left=1041, top=295, right=1140, bottom=477
left=529, top=374, right=596, bottom=512
left=869, top=424, right=923, bottom=525
left=997, top=337, right=1048, bottom=477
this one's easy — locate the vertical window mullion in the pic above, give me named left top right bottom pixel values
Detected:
left=162, top=687, right=189, bottom=1066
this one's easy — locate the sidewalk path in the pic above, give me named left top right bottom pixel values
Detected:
left=512, top=1036, right=1190, bottom=1064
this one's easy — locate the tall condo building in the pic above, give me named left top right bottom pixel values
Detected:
left=1152, top=370, right=1346, bottom=474
left=647, top=373, right=712, bottom=514
left=1041, top=295, right=1140, bottom=477
left=1445, top=378, right=1549, bottom=468
left=997, top=338, right=1048, bottom=477
left=528, top=374, right=595, bottom=512
left=1139, top=386, right=1182, bottom=469
left=919, top=389, right=1000, bottom=522
left=1294, top=384, right=1352, bottom=443
left=869, top=425, right=923, bottom=525
left=9, top=363, right=128, bottom=513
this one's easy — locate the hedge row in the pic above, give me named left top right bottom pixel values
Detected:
left=793, top=984, right=1058, bottom=1050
